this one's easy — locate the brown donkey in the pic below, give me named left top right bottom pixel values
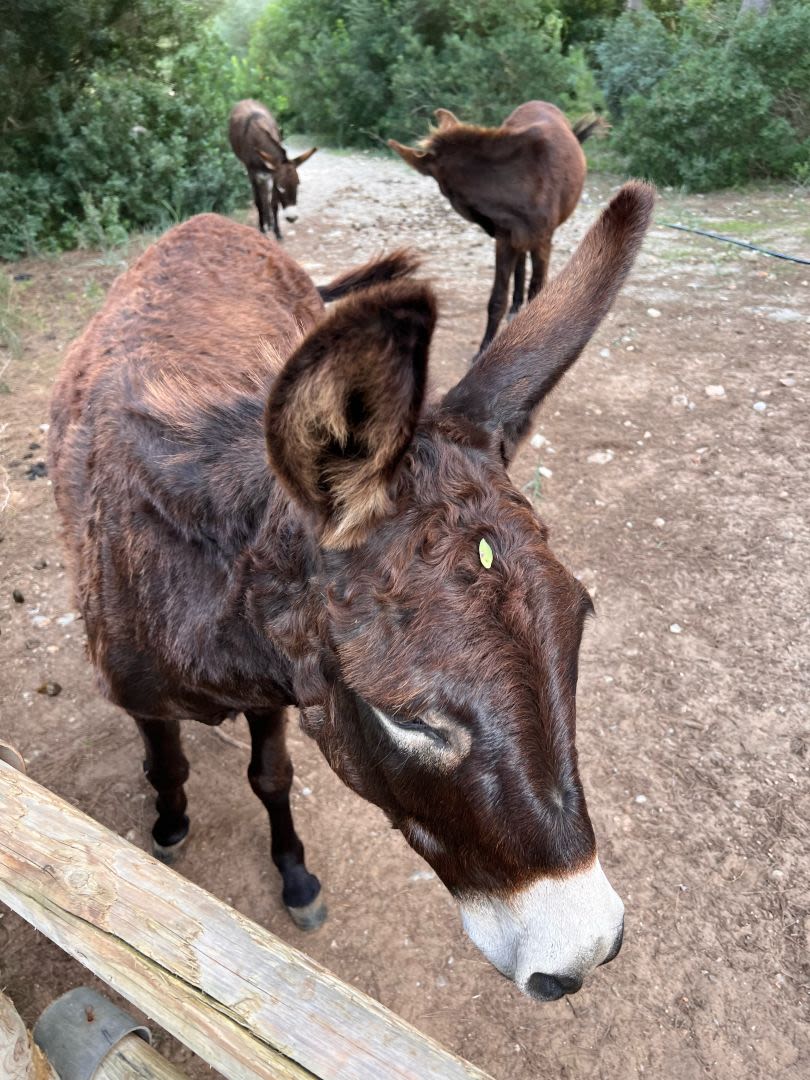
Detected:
left=389, top=102, right=604, bottom=354
left=49, top=181, right=653, bottom=1001
left=228, top=99, right=317, bottom=239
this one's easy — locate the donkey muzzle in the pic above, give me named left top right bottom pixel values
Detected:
left=458, top=857, right=625, bottom=1001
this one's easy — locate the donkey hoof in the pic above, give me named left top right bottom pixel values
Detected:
left=151, top=816, right=190, bottom=864
left=286, top=893, right=327, bottom=931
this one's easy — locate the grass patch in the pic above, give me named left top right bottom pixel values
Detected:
left=0, top=273, right=24, bottom=364
left=698, top=219, right=768, bottom=238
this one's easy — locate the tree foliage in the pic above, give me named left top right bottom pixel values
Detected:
left=0, top=0, right=241, bottom=258
left=1, top=0, right=808, bottom=257
left=596, top=1, right=810, bottom=189
left=244, top=0, right=601, bottom=144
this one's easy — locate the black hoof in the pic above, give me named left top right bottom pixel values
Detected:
left=151, top=816, right=189, bottom=864
left=286, top=893, right=327, bottom=931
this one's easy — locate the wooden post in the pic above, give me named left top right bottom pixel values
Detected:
left=0, top=991, right=58, bottom=1080
left=33, top=986, right=187, bottom=1080
left=0, top=741, right=26, bottom=774
left=94, top=1034, right=186, bottom=1080
left=0, top=762, right=493, bottom=1080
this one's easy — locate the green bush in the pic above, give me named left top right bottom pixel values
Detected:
left=245, top=0, right=602, bottom=145
left=598, top=2, right=810, bottom=191
left=620, top=51, right=799, bottom=191
left=593, top=9, right=677, bottom=121
left=0, top=3, right=242, bottom=258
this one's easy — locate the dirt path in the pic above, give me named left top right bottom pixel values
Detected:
left=1, top=149, right=808, bottom=1080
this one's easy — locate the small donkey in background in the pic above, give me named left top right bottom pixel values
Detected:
left=390, top=101, right=605, bottom=354
left=229, top=99, right=317, bottom=239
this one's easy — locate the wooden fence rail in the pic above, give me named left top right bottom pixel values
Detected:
left=0, top=760, right=492, bottom=1080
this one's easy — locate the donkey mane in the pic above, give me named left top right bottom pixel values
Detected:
left=420, top=123, right=543, bottom=162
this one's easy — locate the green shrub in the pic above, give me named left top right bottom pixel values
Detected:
left=600, top=1, right=810, bottom=191
left=246, top=0, right=602, bottom=145
left=0, top=3, right=242, bottom=258
left=593, top=9, right=677, bottom=121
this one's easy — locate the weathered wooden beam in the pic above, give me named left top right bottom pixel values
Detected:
left=0, top=761, right=492, bottom=1080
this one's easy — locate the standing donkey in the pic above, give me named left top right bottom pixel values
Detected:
left=228, top=99, right=317, bottom=239
left=389, top=102, right=605, bottom=354
left=49, top=181, right=653, bottom=1002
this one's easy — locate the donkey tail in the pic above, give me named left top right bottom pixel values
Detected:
left=572, top=115, right=610, bottom=144
left=317, top=249, right=422, bottom=302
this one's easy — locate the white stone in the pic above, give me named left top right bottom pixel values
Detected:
left=705, top=385, right=726, bottom=398
left=530, top=433, right=547, bottom=449
left=669, top=623, right=683, bottom=634
left=753, top=401, right=767, bottom=412
left=538, top=465, right=553, bottom=479
left=647, top=308, right=662, bottom=318
left=654, top=517, right=666, bottom=528
left=587, top=449, right=614, bottom=465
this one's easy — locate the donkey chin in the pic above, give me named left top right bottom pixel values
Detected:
left=458, top=858, right=625, bottom=1001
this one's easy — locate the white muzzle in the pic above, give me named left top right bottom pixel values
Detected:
left=459, top=857, right=625, bottom=1000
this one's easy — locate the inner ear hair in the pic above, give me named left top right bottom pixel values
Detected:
left=265, top=280, right=436, bottom=547
left=387, top=139, right=434, bottom=175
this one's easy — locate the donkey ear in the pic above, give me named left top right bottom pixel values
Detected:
left=291, top=146, right=318, bottom=167
left=266, top=282, right=436, bottom=547
left=441, top=181, right=655, bottom=463
left=387, top=140, right=435, bottom=175
left=258, top=149, right=277, bottom=172
left=434, top=108, right=460, bottom=130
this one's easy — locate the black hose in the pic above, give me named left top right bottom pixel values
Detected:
left=659, top=221, right=810, bottom=266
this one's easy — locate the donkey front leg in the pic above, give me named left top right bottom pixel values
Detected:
left=509, top=252, right=527, bottom=320
left=477, top=235, right=518, bottom=355
left=136, top=716, right=190, bottom=863
left=528, top=237, right=552, bottom=301
left=246, top=708, right=325, bottom=930
left=270, top=190, right=283, bottom=241
left=249, top=171, right=271, bottom=234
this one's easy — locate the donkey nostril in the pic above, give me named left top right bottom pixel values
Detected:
left=526, top=972, right=583, bottom=1001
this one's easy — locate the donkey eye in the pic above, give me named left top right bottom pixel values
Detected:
left=371, top=706, right=446, bottom=747
left=391, top=713, right=429, bottom=731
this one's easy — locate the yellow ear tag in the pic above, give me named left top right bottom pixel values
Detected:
left=479, top=538, right=494, bottom=569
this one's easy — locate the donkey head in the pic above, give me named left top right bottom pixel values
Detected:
left=387, top=112, right=547, bottom=242
left=265, top=183, right=654, bottom=1000
left=259, top=146, right=318, bottom=213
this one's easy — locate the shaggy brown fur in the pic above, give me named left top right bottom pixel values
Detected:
left=389, top=101, right=601, bottom=353
left=228, top=99, right=317, bottom=239
left=49, top=184, right=654, bottom=944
